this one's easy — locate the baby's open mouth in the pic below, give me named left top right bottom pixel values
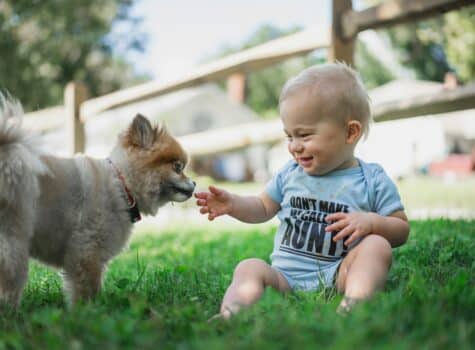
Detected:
left=298, top=157, right=313, bottom=167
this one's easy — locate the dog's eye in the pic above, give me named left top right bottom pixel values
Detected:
left=173, top=161, right=183, bottom=173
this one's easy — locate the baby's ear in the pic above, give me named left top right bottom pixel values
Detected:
left=346, top=120, right=362, bottom=144
left=127, top=114, right=156, bottom=148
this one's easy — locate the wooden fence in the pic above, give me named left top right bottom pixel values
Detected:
left=24, top=0, right=475, bottom=157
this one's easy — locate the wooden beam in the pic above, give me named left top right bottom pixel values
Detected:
left=81, top=27, right=329, bottom=120
left=23, top=106, right=65, bottom=133
left=329, top=0, right=355, bottom=65
left=227, top=72, right=247, bottom=104
left=21, top=82, right=475, bottom=157
left=373, top=83, right=475, bottom=122
left=342, top=0, right=474, bottom=38
left=179, top=83, right=475, bottom=157
left=179, top=119, right=283, bottom=157
left=65, top=82, right=88, bottom=154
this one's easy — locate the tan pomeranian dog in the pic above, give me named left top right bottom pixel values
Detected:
left=0, top=93, right=195, bottom=306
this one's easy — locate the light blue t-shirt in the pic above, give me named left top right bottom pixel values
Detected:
left=265, top=159, right=404, bottom=275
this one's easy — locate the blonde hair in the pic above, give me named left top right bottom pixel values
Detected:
left=279, top=62, right=371, bottom=138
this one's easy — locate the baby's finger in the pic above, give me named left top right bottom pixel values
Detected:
left=325, top=220, right=347, bottom=232
left=200, top=206, right=209, bottom=214
left=325, top=212, right=346, bottom=223
left=196, top=199, right=207, bottom=206
left=333, top=226, right=353, bottom=241
left=344, top=231, right=361, bottom=246
left=194, top=192, right=209, bottom=199
left=209, top=185, right=223, bottom=196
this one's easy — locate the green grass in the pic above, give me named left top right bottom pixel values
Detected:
left=0, top=220, right=474, bottom=349
left=396, top=176, right=475, bottom=210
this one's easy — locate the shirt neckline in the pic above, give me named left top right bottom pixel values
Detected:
left=296, top=158, right=362, bottom=177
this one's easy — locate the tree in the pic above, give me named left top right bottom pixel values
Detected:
left=401, top=7, right=475, bottom=83
left=360, top=1, right=475, bottom=83
left=355, top=40, right=395, bottom=89
left=384, top=20, right=452, bottom=82
left=443, top=7, right=475, bottom=83
left=0, top=0, right=148, bottom=111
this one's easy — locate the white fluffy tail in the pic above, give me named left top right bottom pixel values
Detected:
left=0, top=93, right=47, bottom=205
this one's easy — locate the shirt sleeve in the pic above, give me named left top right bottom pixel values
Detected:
left=372, top=166, right=404, bottom=216
left=265, top=160, right=294, bottom=204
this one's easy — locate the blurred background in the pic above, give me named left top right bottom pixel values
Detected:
left=1, top=0, right=474, bottom=228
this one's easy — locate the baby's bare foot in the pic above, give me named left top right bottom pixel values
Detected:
left=207, top=309, right=231, bottom=323
left=336, top=296, right=361, bottom=315
left=207, top=303, right=242, bottom=323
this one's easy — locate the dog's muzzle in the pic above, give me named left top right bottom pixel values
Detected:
left=172, top=180, right=196, bottom=198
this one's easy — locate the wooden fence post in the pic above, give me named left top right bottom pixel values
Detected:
left=227, top=72, right=247, bottom=104
left=64, top=82, right=88, bottom=154
left=329, top=0, right=355, bottom=65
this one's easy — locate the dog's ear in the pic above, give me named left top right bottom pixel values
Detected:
left=128, top=114, right=155, bottom=148
left=156, top=123, right=169, bottom=139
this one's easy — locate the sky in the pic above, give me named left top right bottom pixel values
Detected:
left=128, top=0, right=333, bottom=81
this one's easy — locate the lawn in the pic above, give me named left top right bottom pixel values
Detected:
left=0, top=220, right=473, bottom=349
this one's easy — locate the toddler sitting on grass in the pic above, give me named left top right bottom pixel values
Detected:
left=195, top=63, right=410, bottom=319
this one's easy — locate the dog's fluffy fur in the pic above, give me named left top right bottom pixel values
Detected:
left=0, top=93, right=195, bottom=306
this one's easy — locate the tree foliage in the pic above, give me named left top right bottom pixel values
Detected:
left=0, top=0, right=148, bottom=111
left=355, top=40, right=395, bottom=89
left=216, top=3, right=475, bottom=117
left=362, top=1, right=475, bottom=83
left=443, top=7, right=475, bottom=82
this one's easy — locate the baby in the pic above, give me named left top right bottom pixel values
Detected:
left=195, top=63, right=410, bottom=318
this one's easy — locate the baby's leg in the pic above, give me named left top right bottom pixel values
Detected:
left=336, top=234, right=392, bottom=312
left=217, top=258, right=290, bottom=319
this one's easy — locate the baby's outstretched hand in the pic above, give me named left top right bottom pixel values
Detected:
left=325, top=212, right=374, bottom=246
left=195, top=185, right=233, bottom=221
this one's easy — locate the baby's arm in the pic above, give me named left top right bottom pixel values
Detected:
left=195, top=185, right=280, bottom=223
left=325, top=210, right=409, bottom=248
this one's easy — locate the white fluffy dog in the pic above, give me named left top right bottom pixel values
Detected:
left=0, top=93, right=195, bottom=306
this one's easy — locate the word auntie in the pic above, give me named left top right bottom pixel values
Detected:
left=280, top=196, right=350, bottom=261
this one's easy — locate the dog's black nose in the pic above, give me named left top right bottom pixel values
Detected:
left=192, top=181, right=196, bottom=186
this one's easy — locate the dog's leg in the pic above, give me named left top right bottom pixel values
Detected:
left=63, top=256, right=105, bottom=305
left=0, top=234, right=29, bottom=307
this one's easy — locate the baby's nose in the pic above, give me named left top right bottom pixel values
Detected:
left=289, top=139, right=304, bottom=152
